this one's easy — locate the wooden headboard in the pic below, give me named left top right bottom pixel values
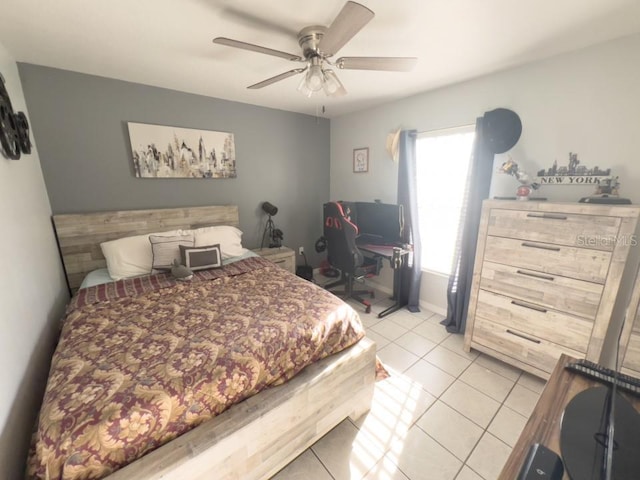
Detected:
left=53, top=205, right=240, bottom=293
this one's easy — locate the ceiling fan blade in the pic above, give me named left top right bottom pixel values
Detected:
left=213, top=37, right=302, bottom=61
left=248, top=69, right=306, bottom=89
left=318, top=1, right=374, bottom=56
left=336, top=56, right=418, bottom=71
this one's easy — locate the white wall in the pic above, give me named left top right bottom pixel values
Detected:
left=330, top=33, right=640, bottom=313
left=0, top=43, right=68, bottom=479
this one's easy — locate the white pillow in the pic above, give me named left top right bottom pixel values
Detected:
left=193, top=226, right=248, bottom=259
left=100, top=229, right=183, bottom=280
left=149, top=233, right=195, bottom=271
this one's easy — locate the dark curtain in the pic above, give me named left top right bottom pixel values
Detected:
left=397, top=130, right=422, bottom=312
left=441, top=117, right=494, bottom=333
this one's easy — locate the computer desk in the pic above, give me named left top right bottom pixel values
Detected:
left=357, top=243, right=411, bottom=318
left=499, top=354, right=640, bottom=479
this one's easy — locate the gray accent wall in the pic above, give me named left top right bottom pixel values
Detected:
left=18, top=64, right=330, bottom=265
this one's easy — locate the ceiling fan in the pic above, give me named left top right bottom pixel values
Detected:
left=212, top=1, right=417, bottom=98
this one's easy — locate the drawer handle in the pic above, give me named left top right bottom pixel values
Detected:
left=521, top=242, right=561, bottom=252
left=506, top=329, right=541, bottom=344
left=511, top=299, right=548, bottom=313
left=516, top=269, right=555, bottom=281
left=526, top=213, right=568, bottom=220
left=273, top=260, right=285, bottom=264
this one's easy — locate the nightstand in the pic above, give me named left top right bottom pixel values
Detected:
left=251, top=247, right=295, bottom=274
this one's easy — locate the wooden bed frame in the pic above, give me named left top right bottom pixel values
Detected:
left=52, top=205, right=376, bottom=479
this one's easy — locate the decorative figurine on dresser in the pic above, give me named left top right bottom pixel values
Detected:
left=463, top=200, right=640, bottom=379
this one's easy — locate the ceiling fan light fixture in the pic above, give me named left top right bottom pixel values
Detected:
left=296, top=75, right=314, bottom=98
left=322, top=69, right=347, bottom=97
left=305, top=64, right=324, bottom=92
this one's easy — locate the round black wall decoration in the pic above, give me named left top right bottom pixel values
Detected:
left=483, top=107, right=522, bottom=154
left=0, top=72, right=32, bottom=160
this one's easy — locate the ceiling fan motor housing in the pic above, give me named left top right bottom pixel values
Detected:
left=297, top=26, right=327, bottom=59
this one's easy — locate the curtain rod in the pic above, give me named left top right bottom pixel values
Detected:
left=417, top=123, right=476, bottom=137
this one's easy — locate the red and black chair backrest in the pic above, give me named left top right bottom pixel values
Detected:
left=323, top=201, right=364, bottom=274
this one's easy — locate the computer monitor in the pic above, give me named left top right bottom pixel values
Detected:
left=354, top=202, right=404, bottom=244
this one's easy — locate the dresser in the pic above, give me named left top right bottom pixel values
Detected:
left=464, top=201, right=640, bottom=379
left=251, top=247, right=296, bottom=274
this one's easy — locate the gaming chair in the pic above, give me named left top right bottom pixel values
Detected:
left=322, top=201, right=382, bottom=313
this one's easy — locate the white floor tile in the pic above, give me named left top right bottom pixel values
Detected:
left=377, top=343, right=420, bottom=373
left=424, top=345, right=474, bottom=377
left=473, top=354, right=522, bottom=381
left=271, top=449, right=333, bottom=480
left=389, top=310, right=426, bottom=330
left=352, top=374, right=436, bottom=452
left=371, top=320, right=410, bottom=341
left=517, top=372, right=547, bottom=394
left=366, top=330, right=391, bottom=350
left=362, top=456, right=411, bottom=480
left=311, top=419, right=386, bottom=480
left=394, top=331, right=437, bottom=358
left=504, top=384, right=540, bottom=418
left=466, top=432, right=512, bottom=480
left=487, top=406, right=528, bottom=447
left=387, top=425, right=462, bottom=480
left=424, top=313, right=446, bottom=325
left=440, top=381, right=501, bottom=429
left=404, top=359, right=456, bottom=397
left=459, top=363, right=516, bottom=402
left=455, top=466, right=484, bottom=480
left=361, top=313, right=384, bottom=329
left=413, top=321, right=450, bottom=344
left=416, top=401, right=483, bottom=461
left=440, top=335, right=480, bottom=361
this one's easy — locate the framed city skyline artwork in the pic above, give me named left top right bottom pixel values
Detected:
left=127, top=122, right=237, bottom=179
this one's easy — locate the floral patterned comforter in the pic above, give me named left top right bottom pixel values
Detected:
left=27, top=257, right=364, bottom=480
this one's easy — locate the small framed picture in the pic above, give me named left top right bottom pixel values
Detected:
left=353, top=147, right=369, bottom=173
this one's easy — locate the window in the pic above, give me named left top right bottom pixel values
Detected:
left=416, top=125, right=475, bottom=275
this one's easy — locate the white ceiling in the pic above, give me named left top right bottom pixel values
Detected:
left=2, top=0, right=640, bottom=118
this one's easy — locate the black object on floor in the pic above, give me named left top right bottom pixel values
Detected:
left=296, top=252, right=313, bottom=281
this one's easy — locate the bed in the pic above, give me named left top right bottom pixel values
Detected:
left=28, top=205, right=375, bottom=480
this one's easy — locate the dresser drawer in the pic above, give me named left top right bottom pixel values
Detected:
left=479, top=261, right=603, bottom=319
left=475, top=290, right=593, bottom=352
left=472, top=316, right=584, bottom=374
left=487, top=208, right=620, bottom=251
left=484, top=236, right=611, bottom=284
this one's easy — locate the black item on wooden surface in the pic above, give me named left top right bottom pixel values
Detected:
left=517, top=443, right=564, bottom=480
left=560, top=386, right=640, bottom=480
left=579, top=196, right=632, bottom=204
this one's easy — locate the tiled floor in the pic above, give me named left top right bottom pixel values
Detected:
left=271, top=285, right=547, bottom=480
